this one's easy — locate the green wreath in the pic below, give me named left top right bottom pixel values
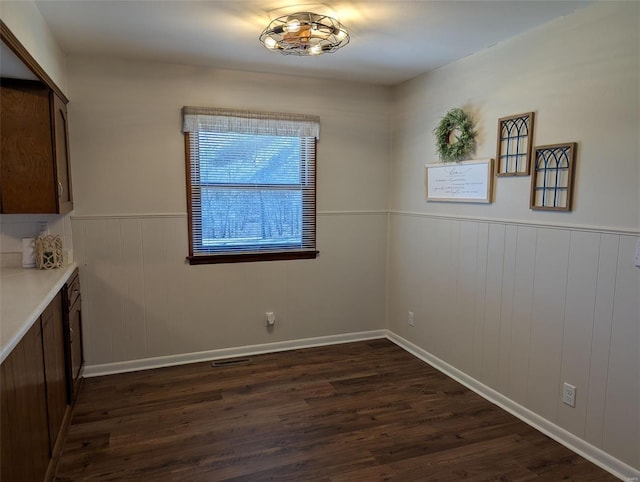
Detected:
left=433, top=108, right=477, bottom=162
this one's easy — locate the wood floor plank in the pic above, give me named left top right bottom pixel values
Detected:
left=55, top=339, right=616, bottom=481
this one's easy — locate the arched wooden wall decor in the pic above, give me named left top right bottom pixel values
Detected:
left=530, top=142, right=577, bottom=211
left=495, top=112, right=535, bottom=176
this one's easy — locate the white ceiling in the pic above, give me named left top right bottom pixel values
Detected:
left=34, top=0, right=590, bottom=86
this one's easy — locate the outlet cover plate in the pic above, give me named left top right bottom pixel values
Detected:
left=563, top=382, right=576, bottom=407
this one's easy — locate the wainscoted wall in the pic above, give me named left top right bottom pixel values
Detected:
left=387, top=2, right=639, bottom=473
left=72, top=212, right=388, bottom=367
left=66, top=55, right=392, bottom=369
left=387, top=214, right=639, bottom=469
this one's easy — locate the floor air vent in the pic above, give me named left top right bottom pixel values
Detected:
left=211, top=357, right=252, bottom=367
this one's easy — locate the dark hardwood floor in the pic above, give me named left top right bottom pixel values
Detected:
left=55, top=339, right=616, bottom=481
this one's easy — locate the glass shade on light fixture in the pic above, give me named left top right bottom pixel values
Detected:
left=259, top=12, right=350, bottom=56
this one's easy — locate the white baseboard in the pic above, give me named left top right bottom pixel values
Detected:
left=83, top=330, right=387, bottom=378
left=385, top=330, right=640, bottom=482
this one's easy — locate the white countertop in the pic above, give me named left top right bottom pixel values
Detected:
left=0, top=262, right=78, bottom=364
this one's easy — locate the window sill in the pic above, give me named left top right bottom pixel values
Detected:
left=187, top=250, right=319, bottom=265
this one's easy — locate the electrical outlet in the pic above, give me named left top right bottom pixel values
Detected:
left=408, top=311, right=415, bottom=326
left=265, top=312, right=276, bottom=326
left=563, top=382, right=576, bottom=407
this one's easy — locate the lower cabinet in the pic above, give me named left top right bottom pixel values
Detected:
left=0, top=270, right=84, bottom=481
left=63, top=270, right=83, bottom=402
left=0, top=320, right=50, bottom=482
left=42, top=293, right=68, bottom=452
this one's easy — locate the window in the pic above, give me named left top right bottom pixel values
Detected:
left=182, top=107, right=319, bottom=264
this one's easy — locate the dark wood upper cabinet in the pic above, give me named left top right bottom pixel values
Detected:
left=53, top=91, right=73, bottom=213
left=0, top=78, right=73, bottom=214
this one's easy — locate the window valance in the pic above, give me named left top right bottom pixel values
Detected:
left=182, top=106, right=320, bottom=139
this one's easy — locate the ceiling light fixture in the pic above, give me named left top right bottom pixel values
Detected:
left=259, top=12, right=350, bottom=56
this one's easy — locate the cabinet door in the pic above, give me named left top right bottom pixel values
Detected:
left=68, top=298, right=83, bottom=401
left=0, top=320, right=50, bottom=481
left=52, top=93, right=73, bottom=214
left=42, top=292, right=68, bottom=451
left=0, top=80, right=56, bottom=213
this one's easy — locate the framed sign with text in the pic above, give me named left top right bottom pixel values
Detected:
left=425, top=159, right=493, bottom=203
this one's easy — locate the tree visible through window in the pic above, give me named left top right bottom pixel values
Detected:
left=182, top=107, right=319, bottom=264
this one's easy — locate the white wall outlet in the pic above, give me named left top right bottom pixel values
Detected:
left=408, top=311, right=415, bottom=326
left=265, top=312, right=276, bottom=326
left=563, top=382, right=576, bottom=407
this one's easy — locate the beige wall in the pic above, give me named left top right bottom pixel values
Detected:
left=391, top=3, right=639, bottom=231
left=67, top=56, right=391, bottom=365
left=0, top=0, right=67, bottom=93
left=388, top=1, right=639, bottom=470
left=68, top=58, right=391, bottom=216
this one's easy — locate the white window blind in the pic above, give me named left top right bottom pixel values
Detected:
left=182, top=107, right=319, bottom=263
